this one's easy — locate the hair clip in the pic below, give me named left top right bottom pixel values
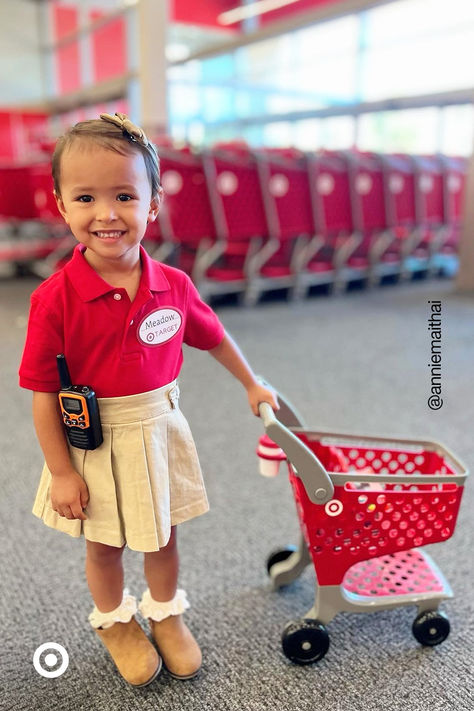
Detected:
left=100, top=112, right=149, bottom=147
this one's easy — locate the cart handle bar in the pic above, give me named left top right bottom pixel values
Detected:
left=258, top=402, right=334, bottom=505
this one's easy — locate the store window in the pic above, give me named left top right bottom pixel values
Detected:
left=168, top=14, right=359, bottom=143
left=440, top=105, right=474, bottom=156
left=167, top=0, right=474, bottom=153
left=320, top=116, right=355, bottom=150
left=361, top=0, right=474, bottom=100
left=262, top=121, right=294, bottom=147
left=358, top=108, right=439, bottom=154
left=293, top=119, right=321, bottom=151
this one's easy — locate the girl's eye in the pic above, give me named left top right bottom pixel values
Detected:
left=117, top=194, right=133, bottom=202
left=77, top=195, right=93, bottom=203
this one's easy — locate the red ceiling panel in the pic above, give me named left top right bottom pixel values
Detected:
left=171, top=0, right=347, bottom=28
left=89, top=10, right=127, bottom=83
left=53, top=3, right=78, bottom=39
left=258, top=0, right=349, bottom=25
left=53, top=5, right=81, bottom=93
left=171, top=0, right=240, bottom=28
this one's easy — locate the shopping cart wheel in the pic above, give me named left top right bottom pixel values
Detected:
left=266, top=546, right=297, bottom=575
left=282, top=619, right=329, bottom=665
left=412, top=610, right=450, bottom=647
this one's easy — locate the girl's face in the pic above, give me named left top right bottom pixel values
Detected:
left=55, top=141, right=160, bottom=271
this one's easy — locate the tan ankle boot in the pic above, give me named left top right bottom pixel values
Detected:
left=95, top=617, right=162, bottom=686
left=150, top=614, right=202, bottom=680
left=139, top=588, right=202, bottom=679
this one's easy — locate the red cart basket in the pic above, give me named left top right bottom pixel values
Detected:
left=256, top=386, right=468, bottom=665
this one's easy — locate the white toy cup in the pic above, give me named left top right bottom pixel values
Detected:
left=256, top=434, right=286, bottom=477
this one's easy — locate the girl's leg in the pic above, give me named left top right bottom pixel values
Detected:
left=142, top=527, right=202, bottom=679
left=86, top=539, right=161, bottom=687
left=143, top=526, right=178, bottom=601
left=85, top=540, right=125, bottom=611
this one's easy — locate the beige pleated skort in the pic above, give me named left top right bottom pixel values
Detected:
left=32, top=381, right=209, bottom=551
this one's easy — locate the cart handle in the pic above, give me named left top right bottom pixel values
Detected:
left=258, top=402, right=334, bottom=505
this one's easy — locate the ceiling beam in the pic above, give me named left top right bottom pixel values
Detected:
left=172, top=0, right=397, bottom=64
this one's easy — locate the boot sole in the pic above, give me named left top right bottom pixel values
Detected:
left=131, top=657, right=163, bottom=687
left=166, top=664, right=201, bottom=681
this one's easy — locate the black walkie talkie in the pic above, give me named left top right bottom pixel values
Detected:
left=57, top=354, right=103, bottom=450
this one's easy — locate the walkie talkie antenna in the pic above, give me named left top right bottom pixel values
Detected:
left=57, top=354, right=72, bottom=390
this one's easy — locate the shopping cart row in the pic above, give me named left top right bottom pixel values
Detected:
left=152, top=146, right=466, bottom=303
left=0, top=147, right=467, bottom=302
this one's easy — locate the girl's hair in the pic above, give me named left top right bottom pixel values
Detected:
left=52, top=117, right=161, bottom=198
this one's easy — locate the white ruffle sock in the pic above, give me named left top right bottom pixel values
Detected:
left=89, top=591, right=137, bottom=629
left=138, top=588, right=190, bottom=621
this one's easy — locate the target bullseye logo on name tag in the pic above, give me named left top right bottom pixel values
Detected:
left=137, top=308, right=183, bottom=346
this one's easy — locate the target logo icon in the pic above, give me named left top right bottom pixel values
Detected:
left=325, top=499, right=343, bottom=517
left=161, top=170, right=183, bottom=195
left=316, top=173, right=335, bottom=195
left=33, top=642, right=69, bottom=678
left=216, top=171, right=238, bottom=195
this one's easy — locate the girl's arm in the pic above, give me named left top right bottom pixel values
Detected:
left=32, top=391, right=89, bottom=520
left=208, top=331, right=279, bottom=415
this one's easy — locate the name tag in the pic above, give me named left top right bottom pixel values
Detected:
left=137, top=308, right=182, bottom=346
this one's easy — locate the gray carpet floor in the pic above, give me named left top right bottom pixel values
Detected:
left=1, top=275, right=472, bottom=711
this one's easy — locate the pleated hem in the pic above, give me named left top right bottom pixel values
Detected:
left=32, top=501, right=210, bottom=552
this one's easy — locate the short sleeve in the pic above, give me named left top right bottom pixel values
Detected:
left=19, top=296, right=64, bottom=391
left=183, top=276, right=225, bottom=350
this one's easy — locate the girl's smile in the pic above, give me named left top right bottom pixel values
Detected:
left=94, top=230, right=127, bottom=241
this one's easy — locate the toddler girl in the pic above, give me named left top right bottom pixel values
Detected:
left=19, top=113, right=278, bottom=686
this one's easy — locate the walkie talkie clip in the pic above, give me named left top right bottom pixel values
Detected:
left=57, top=354, right=103, bottom=450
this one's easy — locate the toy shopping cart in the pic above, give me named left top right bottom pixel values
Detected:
left=256, top=388, right=468, bottom=665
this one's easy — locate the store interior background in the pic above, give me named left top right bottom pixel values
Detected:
left=1, top=2, right=473, bottom=710
left=1, top=0, right=474, bottom=289
left=3, top=0, right=474, bottom=155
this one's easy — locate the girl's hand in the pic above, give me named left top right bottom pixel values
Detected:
left=247, top=383, right=279, bottom=417
left=50, top=470, right=89, bottom=521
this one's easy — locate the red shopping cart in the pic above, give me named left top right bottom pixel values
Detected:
left=380, top=153, right=418, bottom=282
left=200, top=144, right=269, bottom=302
left=434, top=155, right=467, bottom=275
left=0, top=162, right=73, bottom=274
left=346, top=150, right=387, bottom=286
left=411, top=154, right=445, bottom=275
left=153, top=146, right=216, bottom=275
left=305, top=151, right=354, bottom=294
left=256, top=386, right=468, bottom=664
left=247, top=147, right=313, bottom=303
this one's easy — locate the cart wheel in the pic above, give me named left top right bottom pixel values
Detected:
left=266, top=546, right=297, bottom=575
left=282, top=619, right=330, bottom=665
left=412, top=610, right=450, bottom=647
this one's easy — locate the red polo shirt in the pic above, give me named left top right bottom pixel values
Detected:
left=19, top=245, right=225, bottom=397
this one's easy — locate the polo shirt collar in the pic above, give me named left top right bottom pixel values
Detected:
left=140, top=244, right=171, bottom=293
left=64, top=244, right=170, bottom=302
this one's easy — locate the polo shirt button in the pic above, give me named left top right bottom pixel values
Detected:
left=113, top=293, right=122, bottom=301
left=130, top=320, right=134, bottom=325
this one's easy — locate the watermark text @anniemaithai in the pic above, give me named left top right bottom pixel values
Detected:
left=427, top=300, right=442, bottom=410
